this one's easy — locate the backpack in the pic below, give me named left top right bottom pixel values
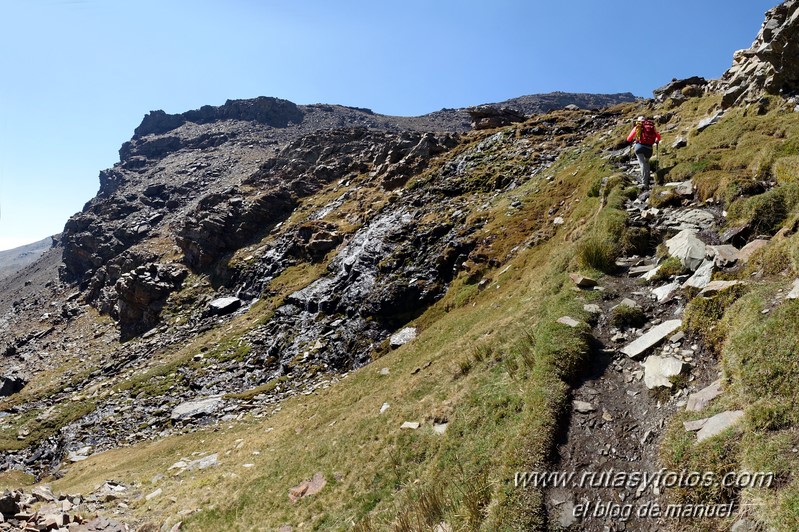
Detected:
left=637, top=120, right=657, bottom=145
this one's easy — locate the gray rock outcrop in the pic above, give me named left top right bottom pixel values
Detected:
left=714, top=0, right=799, bottom=107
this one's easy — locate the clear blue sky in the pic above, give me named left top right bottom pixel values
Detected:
left=0, top=0, right=780, bottom=250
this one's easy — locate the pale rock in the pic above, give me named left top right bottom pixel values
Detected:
left=697, top=111, right=723, bottom=132
left=665, top=229, right=707, bottom=270
left=207, top=296, right=242, bottom=316
left=738, top=239, right=769, bottom=263
left=556, top=316, right=580, bottom=328
left=171, top=396, right=224, bottom=420
left=569, top=273, right=597, bottom=288
left=629, top=264, right=657, bottom=275
left=401, top=421, right=421, bottom=430
left=145, top=488, right=163, bottom=501
left=671, top=209, right=716, bottom=232
left=583, top=304, right=601, bottom=314
left=699, top=280, right=744, bottom=298
left=643, top=355, right=684, bottom=389
left=621, top=320, right=683, bottom=358
left=668, top=180, right=694, bottom=197
left=787, top=279, right=799, bottom=299
left=682, top=260, right=714, bottom=290
left=686, top=380, right=723, bottom=412
left=643, top=265, right=662, bottom=281
left=652, top=281, right=680, bottom=302
left=696, top=410, right=744, bottom=442
left=683, top=418, right=708, bottom=432
left=573, top=400, right=595, bottom=413
left=390, top=327, right=417, bottom=347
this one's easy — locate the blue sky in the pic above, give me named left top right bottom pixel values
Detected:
left=0, top=0, right=780, bottom=250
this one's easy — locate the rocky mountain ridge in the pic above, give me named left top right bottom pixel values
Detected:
left=1, top=2, right=799, bottom=530
left=0, top=91, right=634, bottom=480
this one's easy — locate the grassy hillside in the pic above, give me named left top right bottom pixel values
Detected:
left=8, top=92, right=799, bottom=531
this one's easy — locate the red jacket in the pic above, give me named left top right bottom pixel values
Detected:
left=627, top=124, right=661, bottom=145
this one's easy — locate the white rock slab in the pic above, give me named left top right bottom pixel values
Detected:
left=666, top=229, right=706, bottom=270
left=652, top=281, right=680, bottom=302
left=696, top=410, right=744, bottom=442
left=390, top=327, right=417, bottom=347
left=171, top=396, right=224, bottom=420
left=682, top=259, right=714, bottom=290
left=621, top=320, right=683, bottom=358
left=643, top=355, right=684, bottom=389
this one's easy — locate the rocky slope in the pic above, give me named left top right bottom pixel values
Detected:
left=1, top=2, right=799, bottom=530
left=0, top=92, right=633, bottom=479
left=0, top=237, right=56, bottom=282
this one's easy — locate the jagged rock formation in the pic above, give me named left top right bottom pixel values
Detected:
left=715, top=0, right=799, bottom=107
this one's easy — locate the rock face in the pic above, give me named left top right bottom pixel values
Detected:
left=715, top=0, right=799, bottom=107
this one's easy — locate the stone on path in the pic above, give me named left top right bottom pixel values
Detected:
left=629, top=264, right=657, bottom=275
left=665, top=229, right=706, bottom=270
left=572, top=400, right=595, bottom=413
left=682, top=260, right=714, bottom=290
left=621, top=320, right=682, bottom=358
left=668, top=180, right=694, bottom=197
left=643, top=355, right=684, bottom=389
left=686, top=380, right=724, bottom=412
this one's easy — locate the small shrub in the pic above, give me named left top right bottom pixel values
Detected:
left=620, top=226, right=656, bottom=256
left=726, top=183, right=799, bottom=236
left=610, top=304, right=646, bottom=329
left=773, top=155, right=799, bottom=185
left=577, top=234, right=618, bottom=273
left=683, top=284, right=747, bottom=353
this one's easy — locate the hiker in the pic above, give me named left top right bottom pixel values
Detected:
left=626, top=116, right=661, bottom=191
